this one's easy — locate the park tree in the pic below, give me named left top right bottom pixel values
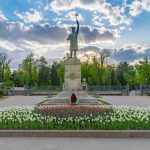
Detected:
left=1, top=51, right=150, bottom=88
left=110, top=66, right=117, bottom=85
left=50, top=61, right=60, bottom=86
left=19, top=53, right=38, bottom=87
left=89, top=52, right=108, bottom=85
left=37, top=56, right=50, bottom=87
left=81, top=56, right=92, bottom=83
left=0, top=53, right=11, bottom=83
left=10, top=71, right=20, bottom=87
left=124, top=65, right=135, bottom=86
left=57, top=61, right=65, bottom=85
left=88, top=55, right=100, bottom=85
left=102, top=65, right=113, bottom=85
left=115, top=61, right=129, bottom=85
left=135, top=57, right=150, bottom=85
left=4, top=65, right=12, bottom=86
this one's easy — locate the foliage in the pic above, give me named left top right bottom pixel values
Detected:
left=1, top=52, right=150, bottom=88
left=19, top=53, right=38, bottom=87
left=81, top=57, right=92, bottom=83
left=50, top=62, right=60, bottom=86
left=0, top=89, right=3, bottom=98
left=37, top=56, right=50, bottom=87
left=0, top=53, right=11, bottom=83
left=135, top=57, right=150, bottom=84
left=57, top=61, right=65, bottom=85
left=0, top=105, right=150, bottom=130
left=115, top=62, right=130, bottom=85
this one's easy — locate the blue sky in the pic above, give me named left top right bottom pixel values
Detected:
left=0, top=0, right=150, bottom=69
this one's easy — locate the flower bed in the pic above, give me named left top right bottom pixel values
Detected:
left=0, top=105, right=150, bottom=130
left=35, top=105, right=109, bottom=117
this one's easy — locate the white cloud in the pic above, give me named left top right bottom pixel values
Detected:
left=50, top=0, right=132, bottom=27
left=1, top=0, right=150, bottom=68
left=130, top=58, right=145, bottom=65
left=0, top=39, right=66, bottom=69
left=15, top=9, right=43, bottom=23
left=130, top=0, right=150, bottom=16
left=0, top=40, right=24, bottom=52
left=112, top=43, right=150, bottom=63
left=120, top=43, right=150, bottom=53
left=0, top=11, right=7, bottom=22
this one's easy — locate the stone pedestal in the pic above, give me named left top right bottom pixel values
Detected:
left=46, top=57, right=99, bottom=105
left=64, top=58, right=81, bottom=91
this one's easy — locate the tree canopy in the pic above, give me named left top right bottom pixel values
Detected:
left=0, top=52, right=150, bottom=88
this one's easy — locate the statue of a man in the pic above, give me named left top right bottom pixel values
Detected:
left=67, top=14, right=79, bottom=58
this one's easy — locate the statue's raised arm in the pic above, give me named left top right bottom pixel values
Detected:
left=76, top=19, right=79, bottom=34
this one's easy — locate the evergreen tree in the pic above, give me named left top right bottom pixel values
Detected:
left=0, top=53, right=11, bottom=83
left=37, top=56, right=50, bottom=87
left=50, top=61, right=60, bottom=86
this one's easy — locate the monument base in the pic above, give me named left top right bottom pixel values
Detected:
left=44, top=57, right=100, bottom=105
left=46, top=91, right=99, bottom=105
left=64, top=58, right=81, bottom=91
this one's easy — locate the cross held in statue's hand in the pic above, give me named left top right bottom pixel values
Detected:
left=75, top=13, right=79, bottom=20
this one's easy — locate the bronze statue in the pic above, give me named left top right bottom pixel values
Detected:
left=67, top=13, right=79, bottom=58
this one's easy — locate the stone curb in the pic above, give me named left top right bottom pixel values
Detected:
left=0, top=130, right=150, bottom=138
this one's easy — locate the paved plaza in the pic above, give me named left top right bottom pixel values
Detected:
left=101, top=96, right=150, bottom=107
left=0, top=137, right=149, bottom=150
left=0, top=96, right=46, bottom=107
left=0, top=95, right=150, bottom=107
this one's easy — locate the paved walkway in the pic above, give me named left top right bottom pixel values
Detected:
left=0, top=137, right=149, bottom=150
left=0, top=96, right=47, bottom=107
left=101, top=96, right=150, bottom=107
left=0, top=96, right=150, bottom=107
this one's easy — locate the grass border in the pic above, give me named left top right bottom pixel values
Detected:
left=0, top=96, right=8, bottom=101
left=97, top=99, right=111, bottom=105
left=36, top=99, right=49, bottom=105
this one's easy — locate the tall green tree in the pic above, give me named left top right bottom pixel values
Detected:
left=124, top=65, right=135, bottom=86
left=19, top=53, right=38, bottom=87
left=116, top=61, right=129, bottom=85
left=50, top=61, right=60, bottom=86
left=0, top=53, right=11, bottom=83
left=135, top=57, right=150, bottom=85
left=89, top=54, right=107, bottom=85
left=4, top=65, right=12, bottom=86
left=81, top=57, right=91, bottom=83
left=102, top=65, right=113, bottom=85
left=57, top=61, right=65, bottom=85
left=37, top=56, right=50, bottom=87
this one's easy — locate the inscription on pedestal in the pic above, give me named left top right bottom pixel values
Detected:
left=64, top=58, right=81, bottom=91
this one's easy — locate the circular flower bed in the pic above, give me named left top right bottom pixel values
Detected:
left=35, top=104, right=109, bottom=117
left=0, top=105, right=150, bottom=130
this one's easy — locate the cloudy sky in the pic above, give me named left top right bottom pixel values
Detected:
left=0, top=0, right=150, bottom=69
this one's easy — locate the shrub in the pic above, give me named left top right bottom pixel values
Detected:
left=5, top=81, right=13, bottom=87
left=0, top=89, right=3, bottom=98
